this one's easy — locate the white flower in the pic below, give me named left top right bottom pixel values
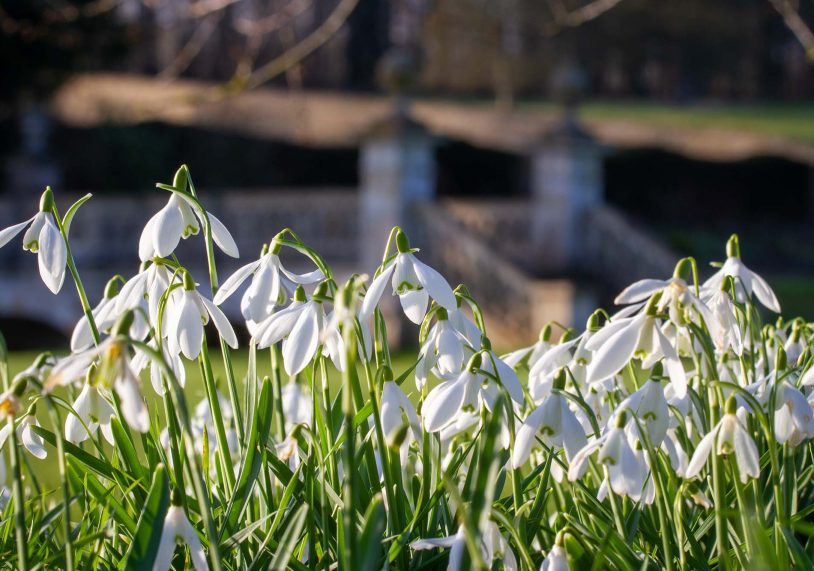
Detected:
left=114, top=261, right=173, bottom=333
left=381, top=380, right=421, bottom=447
left=361, top=232, right=456, bottom=324
left=254, top=288, right=328, bottom=376
left=774, top=382, right=814, bottom=446
left=49, top=336, right=150, bottom=435
left=131, top=339, right=186, bottom=395
left=615, top=264, right=702, bottom=326
left=423, top=353, right=524, bottom=438
left=0, top=416, right=47, bottom=460
left=282, top=383, right=312, bottom=430
left=702, top=235, right=780, bottom=313
left=704, top=289, right=742, bottom=355
left=415, top=311, right=471, bottom=389
left=512, top=379, right=587, bottom=475
left=0, top=208, right=67, bottom=294
left=585, top=308, right=687, bottom=397
left=540, top=543, right=569, bottom=571
left=139, top=192, right=238, bottom=262
left=213, top=241, right=323, bottom=323
left=616, top=378, right=670, bottom=447
left=411, top=521, right=517, bottom=571
left=568, top=413, right=646, bottom=499
left=166, top=276, right=238, bottom=360
left=153, top=504, right=207, bottom=571
left=685, top=404, right=760, bottom=483
left=64, top=383, right=116, bottom=445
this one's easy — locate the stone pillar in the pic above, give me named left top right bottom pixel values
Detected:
left=358, top=109, right=436, bottom=274
left=530, top=118, right=603, bottom=274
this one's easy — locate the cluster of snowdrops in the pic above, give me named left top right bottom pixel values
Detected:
left=0, top=166, right=812, bottom=570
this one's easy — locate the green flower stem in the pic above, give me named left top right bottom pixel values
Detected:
left=134, top=340, right=224, bottom=571
left=199, top=341, right=236, bottom=490
left=51, top=205, right=100, bottom=346
left=8, top=417, right=29, bottom=571
left=44, top=398, right=74, bottom=571
left=340, top=318, right=357, bottom=571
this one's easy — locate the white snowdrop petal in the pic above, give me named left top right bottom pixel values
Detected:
left=38, top=218, right=67, bottom=294
left=213, top=260, right=260, bottom=305
left=587, top=316, right=645, bottom=384
left=282, top=304, right=320, bottom=376
left=208, top=213, right=239, bottom=258
left=733, top=423, right=760, bottom=481
left=0, top=217, right=35, bottom=249
left=360, top=262, right=395, bottom=318
left=614, top=279, right=668, bottom=305
left=152, top=202, right=184, bottom=258
left=412, top=257, right=457, bottom=310
left=200, top=295, right=238, bottom=349
left=685, top=428, right=718, bottom=480
left=139, top=212, right=160, bottom=262
left=399, top=288, right=429, bottom=325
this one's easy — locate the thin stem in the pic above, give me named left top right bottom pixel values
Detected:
left=8, top=417, right=29, bottom=571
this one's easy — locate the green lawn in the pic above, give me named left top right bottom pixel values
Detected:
left=516, top=101, right=814, bottom=143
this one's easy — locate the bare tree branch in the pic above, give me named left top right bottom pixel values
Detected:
left=159, top=13, right=224, bottom=78
left=244, top=0, right=360, bottom=89
left=768, top=0, right=814, bottom=60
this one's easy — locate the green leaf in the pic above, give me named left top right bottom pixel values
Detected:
left=358, top=496, right=386, bottom=571
left=122, top=464, right=170, bottom=570
left=61, top=193, right=93, bottom=236
left=267, top=504, right=309, bottom=570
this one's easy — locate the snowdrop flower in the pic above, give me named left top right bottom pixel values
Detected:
left=704, top=286, right=743, bottom=355
left=70, top=277, right=130, bottom=352
left=415, top=309, right=471, bottom=389
left=540, top=541, right=569, bottom=571
left=512, top=369, right=587, bottom=477
left=131, top=338, right=186, bottom=395
left=380, top=377, right=421, bottom=448
left=702, top=234, right=780, bottom=313
left=774, top=381, right=814, bottom=446
left=783, top=321, right=805, bottom=366
left=423, top=352, right=524, bottom=438
left=0, top=188, right=67, bottom=294
left=154, top=493, right=207, bottom=571
left=616, top=377, right=670, bottom=447
left=213, top=238, right=323, bottom=323
left=685, top=397, right=760, bottom=483
left=64, top=383, right=116, bottom=445
left=569, top=412, right=646, bottom=499
left=411, top=521, right=517, bottom=571
left=254, top=284, right=330, bottom=376
left=48, top=314, right=150, bottom=434
left=0, top=413, right=47, bottom=460
left=586, top=296, right=687, bottom=397
left=166, top=272, right=238, bottom=360
left=139, top=171, right=238, bottom=262
left=361, top=230, right=456, bottom=324
left=282, top=383, right=312, bottom=430
left=528, top=337, right=579, bottom=402
left=114, top=260, right=174, bottom=333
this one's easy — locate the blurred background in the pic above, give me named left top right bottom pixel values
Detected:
left=2, top=0, right=814, bottom=350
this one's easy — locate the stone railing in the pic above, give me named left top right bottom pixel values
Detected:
left=0, top=188, right=358, bottom=272
left=440, top=198, right=534, bottom=269
left=582, top=204, right=678, bottom=289
left=414, top=202, right=584, bottom=345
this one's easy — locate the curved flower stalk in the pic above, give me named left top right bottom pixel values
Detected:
left=139, top=188, right=238, bottom=262
left=361, top=229, right=456, bottom=324
left=0, top=189, right=67, bottom=294
left=702, top=234, right=781, bottom=313
left=153, top=493, right=208, bottom=571
left=685, top=397, right=760, bottom=483
left=410, top=521, right=517, bottom=571
left=166, top=271, right=238, bottom=360
left=213, top=236, right=323, bottom=324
